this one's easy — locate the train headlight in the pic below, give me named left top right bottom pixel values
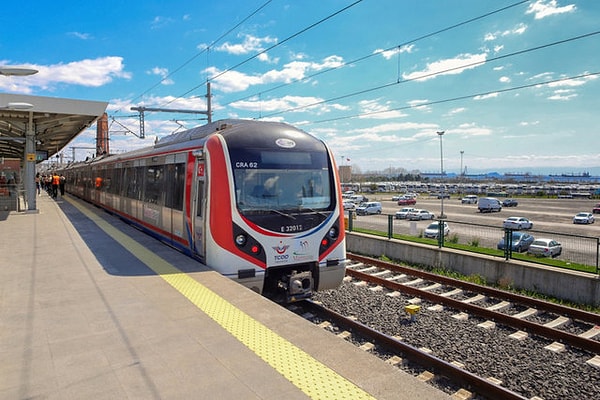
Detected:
left=328, top=226, right=338, bottom=239
left=235, top=234, right=247, bottom=246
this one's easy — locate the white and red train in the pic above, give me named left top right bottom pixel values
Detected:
left=59, top=119, right=347, bottom=301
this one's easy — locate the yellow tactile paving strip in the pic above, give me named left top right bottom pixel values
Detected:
left=66, top=197, right=375, bottom=400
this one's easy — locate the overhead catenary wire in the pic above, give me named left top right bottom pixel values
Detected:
left=127, top=0, right=275, bottom=110
left=163, top=0, right=365, bottom=108
left=310, top=70, right=600, bottom=125
left=256, top=30, right=600, bottom=120
left=222, top=0, right=532, bottom=107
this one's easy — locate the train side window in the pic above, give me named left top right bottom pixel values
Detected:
left=144, top=165, right=164, bottom=204
left=164, top=163, right=185, bottom=211
left=128, top=166, right=143, bottom=200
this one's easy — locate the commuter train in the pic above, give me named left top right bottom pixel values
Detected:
left=59, top=119, right=347, bottom=302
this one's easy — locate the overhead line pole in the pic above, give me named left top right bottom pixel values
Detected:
left=131, top=82, right=212, bottom=139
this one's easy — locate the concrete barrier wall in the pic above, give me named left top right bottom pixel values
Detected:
left=346, top=232, right=600, bottom=307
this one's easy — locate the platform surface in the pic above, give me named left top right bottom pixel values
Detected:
left=0, top=193, right=450, bottom=399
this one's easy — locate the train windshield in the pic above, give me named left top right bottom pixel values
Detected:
left=233, top=150, right=333, bottom=214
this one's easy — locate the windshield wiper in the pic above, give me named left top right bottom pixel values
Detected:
left=301, top=207, right=329, bottom=218
left=270, top=209, right=296, bottom=219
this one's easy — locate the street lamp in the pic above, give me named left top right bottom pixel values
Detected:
left=0, top=66, right=38, bottom=76
left=437, top=130, right=445, bottom=219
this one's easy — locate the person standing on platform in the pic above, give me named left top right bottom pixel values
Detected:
left=51, top=172, right=60, bottom=198
left=59, top=174, right=66, bottom=196
left=35, top=173, right=41, bottom=195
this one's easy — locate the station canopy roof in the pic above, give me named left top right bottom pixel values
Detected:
left=0, top=93, right=108, bottom=162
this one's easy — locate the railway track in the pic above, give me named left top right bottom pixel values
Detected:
left=296, top=300, right=528, bottom=400
left=292, top=253, right=600, bottom=399
left=346, top=253, right=600, bottom=355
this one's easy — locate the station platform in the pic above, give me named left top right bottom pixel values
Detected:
left=0, top=192, right=450, bottom=399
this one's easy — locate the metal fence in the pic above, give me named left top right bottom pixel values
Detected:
left=345, top=211, right=600, bottom=275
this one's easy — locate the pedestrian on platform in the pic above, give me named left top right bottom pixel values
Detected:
left=51, top=172, right=60, bottom=198
left=59, top=174, right=66, bottom=196
left=35, top=173, right=41, bottom=195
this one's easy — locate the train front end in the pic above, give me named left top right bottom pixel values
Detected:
left=205, top=121, right=346, bottom=302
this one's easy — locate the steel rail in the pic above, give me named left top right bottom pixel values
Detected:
left=348, top=253, right=600, bottom=325
left=347, top=253, right=600, bottom=354
left=305, top=300, right=529, bottom=400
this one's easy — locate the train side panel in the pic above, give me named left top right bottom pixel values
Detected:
left=59, top=119, right=346, bottom=301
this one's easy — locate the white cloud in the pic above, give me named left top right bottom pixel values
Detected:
left=445, top=107, right=466, bottom=116
left=0, top=57, right=131, bottom=93
left=519, top=121, right=540, bottom=126
left=484, top=23, right=527, bottom=42
left=205, top=55, right=345, bottom=93
left=548, top=89, right=577, bottom=101
left=148, top=67, right=174, bottom=85
left=546, top=74, right=597, bottom=88
left=151, top=16, right=175, bottom=30
left=357, top=99, right=408, bottom=120
left=67, top=32, right=92, bottom=40
left=215, top=34, right=277, bottom=55
left=374, top=44, right=415, bottom=60
left=402, top=53, right=487, bottom=81
left=473, top=92, right=499, bottom=100
left=230, top=95, right=346, bottom=115
left=454, top=124, right=493, bottom=137
left=526, top=0, right=576, bottom=19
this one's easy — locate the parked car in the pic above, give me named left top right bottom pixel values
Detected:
left=502, top=216, right=533, bottom=230
left=461, top=195, right=478, bottom=204
left=497, top=231, right=535, bottom=252
left=478, top=197, right=502, bottom=213
left=343, top=200, right=355, bottom=210
left=350, top=194, right=369, bottom=203
left=355, top=201, right=382, bottom=215
left=502, top=198, right=518, bottom=207
left=424, top=221, right=450, bottom=238
left=397, top=197, right=417, bottom=206
left=573, top=212, right=595, bottom=224
left=395, top=207, right=416, bottom=219
left=407, top=209, right=435, bottom=220
left=527, top=238, right=562, bottom=258
left=592, top=203, right=600, bottom=214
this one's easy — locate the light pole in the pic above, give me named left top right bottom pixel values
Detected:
left=437, top=130, right=445, bottom=219
left=0, top=66, right=38, bottom=76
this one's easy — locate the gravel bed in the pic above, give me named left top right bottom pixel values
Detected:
left=313, top=281, right=600, bottom=400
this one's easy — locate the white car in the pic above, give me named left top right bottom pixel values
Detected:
left=502, top=216, right=533, bottom=230
left=461, top=195, right=478, bottom=204
left=407, top=209, right=435, bottom=220
left=343, top=200, right=355, bottom=210
left=573, top=212, right=594, bottom=224
left=355, top=202, right=382, bottom=215
left=424, top=221, right=449, bottom=238
left=395, top=207, right=416, bottom=219
left=527, top=238, right=562, bottom=258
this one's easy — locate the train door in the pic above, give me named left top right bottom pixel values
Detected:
left=192, top=161, right=206, bottom=258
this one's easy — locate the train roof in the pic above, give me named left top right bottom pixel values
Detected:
left=155, top=118, right=309, bottom=148
left=61, top=119, right=321, bottom=169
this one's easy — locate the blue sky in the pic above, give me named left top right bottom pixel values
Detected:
left=1, top=0, right=599, bottom=175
